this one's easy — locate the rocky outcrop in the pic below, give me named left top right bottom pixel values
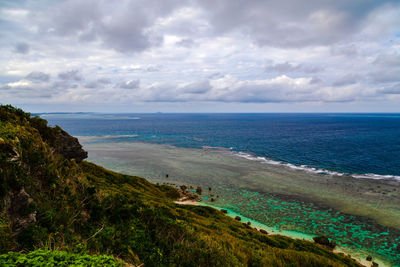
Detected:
left=53, top=129, right=87, bottom=162
left=259, top=229, right=268, bottom=235
left=177, top=186, right=201, bottom=202
left=5, top=188, right=36, bottom=232
left=313, top=236, right=336, bottom=249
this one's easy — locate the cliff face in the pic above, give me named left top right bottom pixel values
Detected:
left=0, top=105, right=89, bottom=250
left=52, top=128, right=87, bottom=162
left=0, top=105, right=361, bottom=267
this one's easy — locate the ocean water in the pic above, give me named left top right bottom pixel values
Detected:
left=41, top=113, right=400, bottom=179
left=40, top=113, right=400, bottom=265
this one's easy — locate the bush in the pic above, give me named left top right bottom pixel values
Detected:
left=0, top=105, right=360, bottom=267
left=313, top=236, right=336, bottom=249
left=0, top=249, right=122, bottom=266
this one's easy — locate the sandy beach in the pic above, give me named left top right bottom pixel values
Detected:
left=173, top=198, right=389, bottom=267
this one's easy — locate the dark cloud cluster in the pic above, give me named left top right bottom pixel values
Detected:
left=41, top=0, right=400, bottom=53
left=182, top=80, right=211, bottom=94
left=58, top=70, right=83, bottom=81
left=47, top=0, right=186, bottom=53
left=25, top=72, right=50, bottom=82
left=332, top=74, right=359, bottom=87
left=380, top=83, right=400, bottom=94
left=83, top=78, right=112, bottom=89
left=197, top=0, right=397, bottom=47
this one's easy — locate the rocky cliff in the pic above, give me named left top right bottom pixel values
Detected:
left=0, top=105, right=361, bottom=266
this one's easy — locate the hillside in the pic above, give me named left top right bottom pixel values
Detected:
left=0, top=105, right=361, bottom=266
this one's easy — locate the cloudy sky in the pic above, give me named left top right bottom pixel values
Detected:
left=1, top=0, right=400, bottom=112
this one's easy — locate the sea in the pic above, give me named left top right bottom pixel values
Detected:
left=40, top=113, right=400, bottom=180
left=39, top=112, right=400, bottom=265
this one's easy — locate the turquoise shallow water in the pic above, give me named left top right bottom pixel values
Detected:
left=195, top=203, right=389, bottom=266
left=81, top=141, right=400, bottom=266
left=201, top=188, right=399, bottom=265
left=40, top=113, right=400, bottom=265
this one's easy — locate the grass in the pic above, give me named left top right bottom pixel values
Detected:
left=0, top=105, right=361, bottom=266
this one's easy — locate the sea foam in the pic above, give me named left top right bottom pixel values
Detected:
left=233, top=151, right=400, bottom=181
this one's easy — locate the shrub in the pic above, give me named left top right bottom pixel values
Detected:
left=0, top=249, right=122, bottom=266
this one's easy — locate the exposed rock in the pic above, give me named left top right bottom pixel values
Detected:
left=312, top=236, right=336, bottom=249
left=53, top=129, right=87, bottom=162
left=9, top=147, right=20, bottom=162
left=366, top=255, right=372, bottom=261
left=313, top=236, right=329, bottom=246
left=221, top=209, right=228, bottom=214
left=259, top=229, right=268, bottom=235
left=6, top=188, right=36, bottom=232
left=176, top=187, right=201, bottom=202
left=235, top=216, right=241, bottom=221
left=0, top=142, right=20, bottom=162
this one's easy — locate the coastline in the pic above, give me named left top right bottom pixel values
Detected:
left=175, top=198, right=389, bottom=267
left=3, top=107, right=373, bottom=266
left=232, top=150, right=400, bottom=182
left=75, top=132, right=400, bottom=183
left=79, top=139, right=400, bottom=265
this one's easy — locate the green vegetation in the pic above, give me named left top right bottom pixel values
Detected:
left=0, top=105, right=361, bottom=266
left=0, top=249, right=122, bottom=266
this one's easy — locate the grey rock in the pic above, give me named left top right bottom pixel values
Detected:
left=7, top=188, right=36, bottom=232
left=54, top=129, right=87, bottom=162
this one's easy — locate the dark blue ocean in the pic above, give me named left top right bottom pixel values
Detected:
left=41, top=113, right=400, bottom=178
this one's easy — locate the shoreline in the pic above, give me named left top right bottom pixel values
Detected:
left=175, top=198, right=390, bottom=267
left=231, top=150, right=400, bottom=182
left=78, top=136, right=400, bottom=183
left=80, top=140, right=400, bottom=265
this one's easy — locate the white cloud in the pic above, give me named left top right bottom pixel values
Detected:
left=0, top=0, right=399, bottom=111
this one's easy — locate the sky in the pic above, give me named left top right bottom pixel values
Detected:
left=0, top=0, right=400, bottom=113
